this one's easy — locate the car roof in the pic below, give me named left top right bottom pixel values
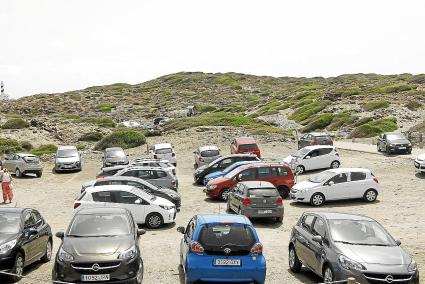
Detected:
left=105, top=147, right=124, bottom=152
left=196, top=214, right=252, bottom=225
left=221, top=153, right=258, bottom=159
left=85, top=184, right=136, bottom=193
left=123, top=166, right=166, bottom=171
left=304, top=211, right=375, bottom=222
left=154, top=143, right=172, bottom=149
left=57, top=145, right=77, bottom=150
left=302, top=145, right=335, bottom=150
left=16, top=153, right=36, bottom=157
left=238, top=162, right=290, bottom=170
left=384, top=132, right=405, bottom=135
left=75, top=207, right=129, bottom=215
left=326, top=167, right=370, bottom=174
left=308, top=132, right=330, bottom=136
left=101, top=165, right=128, bottom=171
left=0, top=207, right=27, bottom=213
left=239, top=181, right=275, bottom=189
left=199, top=145, right=219, bottom=152
left=96, top=176, right=143, bottom=183
left=235, top=137, right=257, bottom=144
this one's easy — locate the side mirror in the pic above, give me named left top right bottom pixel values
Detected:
left=395, top=239, right=401, bottom=246
left=328, top=181, right=335, bottom=186
left=137, top=229, right=146, bottom=236
left=305, top=156, right=311, bottom=159
left=177, top=226, right=186, bottom=234
left=55, top=231, right=65, bottom=239
left=134, top=199, right=142, bottom=205
left=236, top=174, right=242, bottom=182
left=312, top=235, right=323, bottom=245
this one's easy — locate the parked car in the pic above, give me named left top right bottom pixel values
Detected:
left=1, top=153, right=43, bottom=178
left=203, top=160, right=261, bottom=185
left=290, top=168, right=379, bottom=206
left=377, top=132, right=412, bottom=154
left=289, top=212, right=420, bottom=283
left=74, top=185, right=176, bottom=228
left=0, top=208, right=52, bottom=282
left=54, top=146, right=82, bottom=172
left=131, top=158, right=176, bottom=175
left=297, top=132, right=333, bottom=149
left=227, top=181, right=284, bottom=222
left=194, top=154, right=260, bottom=185
left=205, top=163, right=295, bottom=200
left=230, top=137, right=261, bottom=158
left=193, top=145, right=221, bottom=168
left=102, top=147, right=129, bottom=168
left=96, top=165, right=128, bottom=178
left=177, top=214, right=266, bottom=284
left=151, top=143, right=177, bottom=166
left=53, top=207, right=145, bottom=284
left=114, top=166, right=178, bottom=190
left=283, top=145, right=340, bottom=174
left=414, top=153, right=425, bottom=173
left=81, top=176, right=181, bottom=210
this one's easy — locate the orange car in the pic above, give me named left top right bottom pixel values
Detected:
left=230, top=137, right=261, bottom=158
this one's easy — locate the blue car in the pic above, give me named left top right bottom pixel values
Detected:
left=203, top=160, right=261, bottom=185
left=177, top=214, right=266, bottom=284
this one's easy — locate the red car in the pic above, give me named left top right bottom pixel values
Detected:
left=205, top=163, right=295, bottom=200
left=230, top=137, right=261, bottom=158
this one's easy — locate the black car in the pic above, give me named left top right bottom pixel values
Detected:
left=298, top=132, right=333, bottom=149
left=0, top=208, right=52, bottom=282
left=193, top=154, right=260, bottom=184
left=53, top=207, right=145, bottom=284
left=377, top=132, right=412, bottom=154
left=81, top=176, right=182, bottom=210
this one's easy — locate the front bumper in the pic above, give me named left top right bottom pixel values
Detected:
left=387, top=145, right=412, bottom=153
left=22, top=167, right=43, bottom=174
left=163, top=209, right=177, bottom=224
left=414, top=160, right=425, bottom=172
left=0, top=255, right=16, bottom=271
left=56, top=163, right=81, bottom=171
left=290, top=191, right=308, bottom=202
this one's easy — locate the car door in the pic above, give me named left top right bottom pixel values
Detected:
left=152, top=170, right=170, bottom=188
left=30, top=210, right=49, bottom=260
left=348, top=171, right=368, bottom=198
left=308, top=217, right=328, bottom=275
left=294, top=214, right=315, bottom=266
left=303, top=150, right=320, bottom=171
left=238, top=168, right=257, bottom=182
left=22, top=211, right=38, bottom=265
left=318, top=148, right=333, bottom=169
left=113, top=190, right=146, bottom=224
left=324, top=172, right=350, bottom=200
left=90, top=190, right=115, bottom=208
left=181, top=217, right=196, bottom=266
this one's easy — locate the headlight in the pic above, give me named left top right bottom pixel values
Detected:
left=208, top=184, right=217, bottom=190
left=339, top=255, right=365, bottom=271
left=390, top=144, right=395, bottom=147
left=407, top=258, right=417, bottom=272
left=299, top=189, right=307, bottom=193
left=58, top=247, right=74, bottom=262
left=0, top=239, right=17, bottom=254
left=118, top=245, right=137, bottom=260
left=408, top=143, right=412, bottom=147
left=159, top=205, right=174, bottom=210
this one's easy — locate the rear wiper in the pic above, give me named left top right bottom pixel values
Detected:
left=220, top=243, right=246, bottom=248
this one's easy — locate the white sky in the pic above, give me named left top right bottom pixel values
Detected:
left=1, top=0, right=425, bottom=98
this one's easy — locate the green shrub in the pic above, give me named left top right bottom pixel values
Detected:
left=0, top=138, right=22, bottom=154
left=351, top=117, right=373, bottom=127
left=94, top=129, right=146, bottom=151
left=255, top=100, right=290, bottom=116
left=62, top=114, right=80, bottom=120
left=302, top=113, right=334, bottom=132
left=328, top=112, right=357, bottom=131
left=98, top=103, right=114, bottom=112
left=349, top=117, right=398, bottom=138
left=96, top=117, right=116, bottom=128
left=382, top=84, right=414, bottom=94
left=78, top=131, right=103, bottom=142
left=289, top=100, right=331, bottom=123
left=405, top=101, right=423, bottom=111
left=363, top=100, right=390, bottom=111
left=31, top=144, right=58, bottom=156
left=20, top=141, right=33, bottom=151
left=1, top=118, right=30, bottom=129
left=196, top=104, right=218, bottom=113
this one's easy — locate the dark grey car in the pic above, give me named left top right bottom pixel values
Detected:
left=298, top=132, right=333, bottom=149
left=377, top=132, right=412, bottom=154
left=103, top=147, right=129, bottom=167
left=227, top=181, right=283, bottom=222
left=288, top=212, right=419, bottom=283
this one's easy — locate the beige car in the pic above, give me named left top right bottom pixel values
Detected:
left=2, top=153, right=43, bottom=177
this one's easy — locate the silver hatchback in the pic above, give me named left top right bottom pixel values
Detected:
left=193, top=145, right=221, bottom=168
left=1, top=153, right=43, bottom=178
left=114, top=166, right=178, bottom=191
left=227, top=181, right=284, bottom=222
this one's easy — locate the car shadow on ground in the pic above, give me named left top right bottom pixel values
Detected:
left=288, top=267, right=322, bottom=284
left=415, top=172, right=425, bottom=179
left=0, top=261, right=47, bottom=284
left=50, top=167, right=81, bottom=175
left=289, top=199, right=380, bottom=209
left=138, top=222, right=177, bottom=232
left=178, top=264, right=257, bottom=284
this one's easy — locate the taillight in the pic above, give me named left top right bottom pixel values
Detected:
left=242, top=198, right=251, bottom=206
left=277, top=197, right=283, bottom=206
left=74, top=202, right=81, bottom=209
left=172, top=153, right=175, bottom=157
left=171, top=180, right=177, bottom=188
left=154, top=155, right=157, bottom=159
left=373, top=177, right=379, bottom=184
left=96, top=175, right=104, bottom=179
left=251, top=243, right=263, bottom=255
left=190, top=241, right=204, bottom=254
left=312, top=139, right=317, bottom=145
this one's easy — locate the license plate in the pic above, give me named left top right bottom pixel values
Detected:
left=398, top=147, right=406, bottom=149
left=258, top=210, right=273, bottom=214
left=81, top=274, right=110, bottom=281
left=214, top=259, right=241, bottom=266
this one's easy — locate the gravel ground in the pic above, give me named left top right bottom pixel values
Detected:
left=2, top=129, right=424, bottom=284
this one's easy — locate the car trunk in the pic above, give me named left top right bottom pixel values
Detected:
left=247, top=188, right=279, bottom=208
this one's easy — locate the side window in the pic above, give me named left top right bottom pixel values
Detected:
left=276, top=167, right=288, bottom=177
left=96, top=180, right=111, bottom=186
left=127, top=181, right=145, bottom=189
left=329, top=173, right=348, bottom=184
left=319, top=148, right=332, bottom=155
left=309, top=150, right=319, bottom=157
left=185, top=218, right=196, bottom=240
left=114, top=191, right=139, bottom=204
left=156, top=171, right=167, bottom=178
left=24, top=212, right=36, bottom=228
left=219, top=158, right=232, bottom=168
left=301, top=215, right=315, bottom=232
left=351, top=172, right=366, bottom=181
left=122, top=170, right=136, bottom=177
left=313, top=218, right=327, bottom=238
left=92, top=191, right=113, bottom=202
left=239, top=168, right=256, bottom=181
left=270, top=167, right=279, bottom=177
left=258, top=167, right=271, bottom=179
left=137, top=170, right=151, bottom=179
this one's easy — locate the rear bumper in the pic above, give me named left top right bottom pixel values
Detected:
left=242, top=207, right=284, bottom=219
left=22, top=168, right=43, bottom=174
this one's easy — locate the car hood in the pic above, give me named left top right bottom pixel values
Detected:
left=0, top=233, right=18, bottom=245
left=335, top=243, right=412, bottom=265
left=156, top=188, right=180, bottom=198
left=150, top=196, right=175, bottom=207
left=195, top=165, right=208, bottom=174
left=56, top=157, right=79, bottom=163
left=208, top=176, right=229, bottom=185
left=63, top=235, right=133, bottom=256
left=388, top=139, right=410, bottom=145
left=105, top=157, right=128, bottom=163
left=283, top=155, right=296, bottom=164
left=292, top=180, right=320, bottom=190
left=416, top=153, right=425, bottom=161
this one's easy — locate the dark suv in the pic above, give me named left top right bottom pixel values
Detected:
left=298, top=132, right=333, bottom=149
left=53, top=207, right=145, bottom=284
left=377, top=132, right=412, bottom=154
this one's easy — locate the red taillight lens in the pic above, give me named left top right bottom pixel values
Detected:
left=251, top=243, right=263, bottom=255
left=190, top=241, right=204, bottom=254
left=242, top=198, right=251, bottom=206
left=312, top=139, right=317, bottom=145
left=74, top=202, right=81, bottom=209
left=277, top=197, right=283, bottom=206
left=373, top=177, right=379, bottom=184
left=96, top=175, right=104, bottom=179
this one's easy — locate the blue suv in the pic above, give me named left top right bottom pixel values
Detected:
left=177, top=214, right=266, bottom=284
left=203, top=160, right=261, bottom=185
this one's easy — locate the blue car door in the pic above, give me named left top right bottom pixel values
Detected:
left=182, top=217, right=196, bottom=267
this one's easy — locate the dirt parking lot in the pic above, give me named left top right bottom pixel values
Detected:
left=3, top=129, right=425, bottom=284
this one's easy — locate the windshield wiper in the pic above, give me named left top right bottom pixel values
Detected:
left=334, top=240, right=362, bottom=245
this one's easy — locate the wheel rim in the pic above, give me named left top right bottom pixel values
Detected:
left=313, top=195, right=323, bottom=205
left=149, top=215, right=161, bottom=227
left=221, top=190, right=229, bottom=201
left=331, top=162, right=339, bottom=168
left=16, top=169, right=20, bottom=176
left=16, top=256, right=24, bottom=276
left=289, top=248, right=295, bottom=268
left=366, top=190, right=376, bottom=201
left=324, top=267, right=333, bottom=283
left=46, top=241, right=52, bottom=259
left=296, top=166, right=304, bottom=174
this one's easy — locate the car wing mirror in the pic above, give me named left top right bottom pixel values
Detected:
left=137, top=229, right=146, bottom=236
left=304, top=156, right=311, bottom=159
left=134, top=199, right=142, bottom=205
left=328, top=181, right=334, bottom=186
left=395, top=239, right=401, bottom=246
left=312, top=235, right=323, bottom=245
left=177, top=226, right=186, bottom=234
left=55, top=231, right=65, bottom=239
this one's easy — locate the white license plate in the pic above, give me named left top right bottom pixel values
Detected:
left=398, top=147, right=406, bottom=149
left=258, top=210, right=273, bottom=214
left=81, top=274, right=110, bottom=281
left=214, top=259, right=241, bottom=266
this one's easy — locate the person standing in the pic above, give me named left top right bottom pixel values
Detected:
left=2, top=168, right=13, bottom=203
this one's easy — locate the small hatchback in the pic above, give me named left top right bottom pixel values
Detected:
left=283, top=145, right=340, bottom=174
left=114, top=166, right=178, bottom=190
left=227, top=181, right=284, bottom=222
left=298, top=132, right=333, bottom=149
left=55, top=146, right=82, bottom=172
left=193, top=145, right=221, bottom=168
left=151, top=143, right=177, bottom=166
left=230, top=137, right=261, bottom=158
left=1, top=153, right=43, bottom=178
left=414, top=153, right=425, bottom=173
left=205, top=163, right=295, bottom=200
left=102, top=147, right=129, bottom=167
left=203, top=160, right=261, bottom=185
left=178, top=214, right=266, bottom=284
left=290, top=168, right=379, bottom=206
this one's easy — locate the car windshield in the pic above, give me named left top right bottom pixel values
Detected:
left=106, top=150, right=126, bottom=158
left=329, top=219, right=396, bottom=246
left=198, top=224, right=256, bottom=253
left=68, top=214, right=131, bottom=237
left=224, top=167, right=242, bottom=179
left=0, top=213, right=21, bottom=234
left=100, top=169, right=121, bottom=176
left=239, top=144, right=258, bottom=150
left=386, top=134, right=406, bottom=141
left=57, top=149, right=78, bottom=158
left=248, top=188, right=278, bottom=197
left=201, top=150, right=220, bottom=157
left=156, top=148, right=172, bottom=154
left=309, top=171, right=334, bottom=183
left=293, top=148, right=310, bottom=158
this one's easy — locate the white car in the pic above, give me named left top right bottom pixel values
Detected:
left=151, top=143, right=177, bottom=166
left=283, top=145, right=340, bottom=174
left=290, top=168, right=379, bottom=206
left=193, top=145, right=221, bottom=168
left=131, top=158, right=176, bottom=175
left=74, top=185, right=176, bottom=228
left=414, top=153, right=425, bottom=173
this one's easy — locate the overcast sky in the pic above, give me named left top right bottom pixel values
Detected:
left=1, top=0, right=425, bottom=98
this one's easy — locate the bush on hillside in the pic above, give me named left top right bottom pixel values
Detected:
left=289, top=100, right=331, bottom=123
left=302, top=113, right=334, bottom=133
left=20, top=141, right=33, bottom=151
left=94, top=129, right=146, bottom=151
left=405, top=101, right=423, bottom=111
left=328, top=112, right=357, bottom=131
left=31, top=144, right=58, bottom=156
left=382, top=84, right=414, bottom=94
left=1, top=118, right=30, bottom=129
left=96, top=117, right=116, bottom=128
left=351, top=117, right=373, bottom=127
left=0, top=138, right=22, bottom=154
left=78, top=131, right=103, bottom=142
left=363, top=100, right=390, bottom=111
left=98, top=103, right=114, bottom=112
left=349, top=117, right=398, bottom=138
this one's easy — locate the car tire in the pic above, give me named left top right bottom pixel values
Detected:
left=135, top=258, right=144, bottom=284
left=363, top=189, right=378, bottom=202
left=323, top=265, right=335, bottom=283
left=295, top=165, right=305, bottom=174
left=219, top=189, right=230, bottom=201
left=288, top=245, right=302, bottom=273
left=276, top=216, right=283, bottom=223
left=145, top=213, right=164, bottom=229
left=330, top=160, right=340, bottom=169
left=386, top=146, right=391, bottom=155
left=11, top=252, right=24, bottom=282
left=277, top=186, right=289, bottom=199
left=36, top=171, right=42, bottom=178
left=15, top=168, right=22, bottom=178
left=377, top=143, right=381, bottom=152
left=41, top=239, right=52, bottom=263
left=310, top=193, right=325, bottom=206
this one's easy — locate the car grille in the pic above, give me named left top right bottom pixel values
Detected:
left=71, top=261, right=121, bottom=273
left=363, top=273, right=412, bottom=283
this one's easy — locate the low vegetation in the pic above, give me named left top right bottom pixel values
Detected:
left=328, top=112, right=357, bottom=131
left=381, top=84, right=414, bottom=94
left=78, top=131, right=104, bottom=142
left=302, top=113, right=334, bottom=133
left=1, top=118, right=30, bottom=129
left=289, top=100, right=331, bottom=123
left=20, top=141, right=34, bottom=151
left=0, top=138, right=23, bottom=154
left=95, top=117, right=116, bottom=128
left=31, top=144, right=58, bottom=156
left=98, top=103, right=115, bottom=112
left=363, top=100, right=390, bottom=111
left=405, top=101, right=423, bottom=111
left=94, top=128, right=146, bottom=151
left=349, top=117, right=398, bottom=138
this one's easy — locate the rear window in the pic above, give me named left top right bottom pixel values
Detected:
left=201, top=150, right=220, bottom=157
left=351, top=172, right=366, bottom=181
left=23, top=156, right=40, bottom=163
left=238, top=144, right=258, bottom=150
left=316, top=135, right=331, bottom=142
left=99, top=169, right=120, bottom=177
left=156, top=148, right=172, bottom=154
left=248, top=188, right=278, bottom=197
left=92, top=191, right=113, bottom=202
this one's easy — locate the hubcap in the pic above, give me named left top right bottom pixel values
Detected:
left=149, top=215, right=161, bottom=227
left=331, top=162, right=339, bottom=168
left=324, top=268, right=333, bottom=282
left=221, top=190, right=229, bottom=201
left=16, top=169, right=20, bottom=176
left=289, top=249, right=295, bottom=268
left=46, top=241, right=52, bottom=259
left=296, top=166, right=303, bottom=174
left=313, top=195, right=323, bottom=205
left=16, top=256, right=24, bottom=276
left=366, top=191, right=376, bottom=201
